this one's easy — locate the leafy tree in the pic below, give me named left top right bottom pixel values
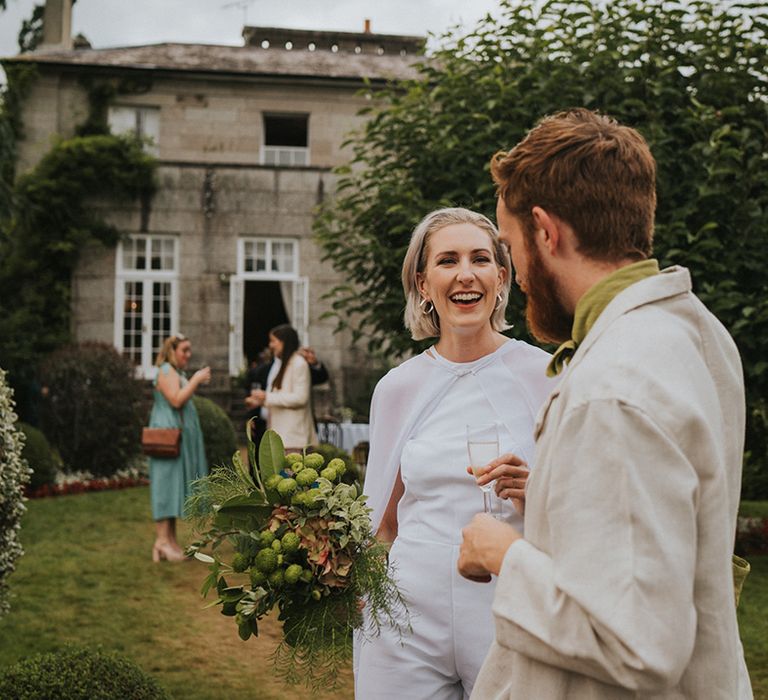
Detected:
left=17, top=4, right=44, bottom=54
left=0, top=134, right=156, bottom=392
left=316, top=0, right=768, bottom=496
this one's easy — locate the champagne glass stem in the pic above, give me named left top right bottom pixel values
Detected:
left=483, top=489, right=491, bottom=514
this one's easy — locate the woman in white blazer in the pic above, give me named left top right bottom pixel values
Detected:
left=249, top=324, right=317, bottom=450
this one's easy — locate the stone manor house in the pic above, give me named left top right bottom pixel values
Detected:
left=5, top=0, right=422, bottom=413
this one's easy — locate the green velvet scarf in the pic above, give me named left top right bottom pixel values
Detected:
left=546, top=259, right=660, bottom=377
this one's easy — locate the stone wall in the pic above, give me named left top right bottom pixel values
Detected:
left=16, top=63, right=387, bottom=411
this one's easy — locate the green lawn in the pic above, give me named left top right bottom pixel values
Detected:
left=740, top=555, right=768, bottom=697
left=741, top=501, right=768, bottom=519
left=1, top=488, right=765, bottom=698
left=0, top=487, right=353, bottom=700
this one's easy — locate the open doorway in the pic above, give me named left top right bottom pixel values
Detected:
left=243, top=280, right=289, bottom=363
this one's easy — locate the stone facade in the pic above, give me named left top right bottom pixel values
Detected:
left=6, top=21, right=422, bottom=416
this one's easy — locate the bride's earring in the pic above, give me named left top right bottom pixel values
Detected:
left=494, top=292, right=504, bottom=309
left=419, top=297, right=434, bottom=315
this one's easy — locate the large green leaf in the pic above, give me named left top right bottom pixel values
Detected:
left=231, top=449, right=256, bottom=490
left=214, top=493, right=272, bottom=530
left=218, top=493, right=269, bottom=510
left=258, top=429, right=285, bottom=484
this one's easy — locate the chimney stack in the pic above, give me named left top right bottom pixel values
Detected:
left=41, top=0, right=73, bottom=50
left=364, top=18, right=371, bottom=34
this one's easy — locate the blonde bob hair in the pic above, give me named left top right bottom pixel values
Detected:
left=155, top=334, right=189, bottom=368
left=402, top=207, right=512, bottom=341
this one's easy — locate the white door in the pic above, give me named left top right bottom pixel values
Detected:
left=229, top=277, right=245, bottom=376
left=293, top=277, right=309, bottom=345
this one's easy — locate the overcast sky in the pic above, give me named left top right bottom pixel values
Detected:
left=1, top=0, right=503, bottom=60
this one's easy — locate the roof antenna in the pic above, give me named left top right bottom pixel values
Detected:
left=222, top=0, right=257, bottom=26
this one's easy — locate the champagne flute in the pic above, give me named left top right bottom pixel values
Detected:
left=467, top=423, right=499, bottom=514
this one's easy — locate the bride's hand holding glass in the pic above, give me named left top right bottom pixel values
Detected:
left=467, top=453, right=530, bottom=515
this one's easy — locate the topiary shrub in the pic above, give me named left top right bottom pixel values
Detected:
left=193, top=395, right=237, bottom=469
left=40, top=342, right=144, bottom=476
left=0, top=368, right=31, bottom=617
left=0, top=647, right=170, bottom=700
left=18, top=421, right=58, bottom=490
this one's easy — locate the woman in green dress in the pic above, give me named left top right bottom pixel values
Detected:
left=149, top=334, right=211, bottom=562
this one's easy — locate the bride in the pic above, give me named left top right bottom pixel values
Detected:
left=355, top=208, right=556, bottom=699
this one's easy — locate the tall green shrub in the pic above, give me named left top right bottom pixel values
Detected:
left=18, top=421, right=58, bottom=490
left=40, top=342, right=144, bottom=476
left=316, top=0, right=768, bottom=496
left=193, top=395, right=237, bottom=469
left=0, top=368, right=30, bottom=616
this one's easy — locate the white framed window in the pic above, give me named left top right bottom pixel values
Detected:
left=240, top=237, right=298, bottom=279
left=114, top=235, right=179, bottom=377
left=108, top=105, right=160, bottom=155
left=261, top=113, right=309, bottom=166
left=261, top=146, right=308, bottom=166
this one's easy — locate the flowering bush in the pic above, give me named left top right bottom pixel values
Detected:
left=25, top=466, right=149, bottom=499
left=0, top=368, right=31, bottom=616
left=187, top=428, right=408, bottom=689
left=736, top=516, right=768, bottom=556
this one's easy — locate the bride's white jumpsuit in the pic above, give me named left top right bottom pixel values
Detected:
left=356, top=353, right=529, bottom=699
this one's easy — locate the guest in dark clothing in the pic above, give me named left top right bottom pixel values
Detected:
left=299, top=346, right=330, bottom=385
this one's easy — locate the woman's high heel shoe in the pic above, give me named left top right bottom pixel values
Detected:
left=152, top=541, right=185, bottom=563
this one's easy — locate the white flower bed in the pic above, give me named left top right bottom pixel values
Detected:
left=0, top=369, right=31, bottom=616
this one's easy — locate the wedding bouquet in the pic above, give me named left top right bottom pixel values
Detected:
left=186, top=427, right=408, bottom=689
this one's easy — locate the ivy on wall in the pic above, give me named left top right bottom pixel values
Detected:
left=0, top=65, right=157, bottom=416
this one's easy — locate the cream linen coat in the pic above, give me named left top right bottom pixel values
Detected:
left=264, top=354, right=317, bottom=449
left=471, top=266, right=752, bottom=699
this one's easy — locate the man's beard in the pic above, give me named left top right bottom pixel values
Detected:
left=523, top=242, right=573, bottom=345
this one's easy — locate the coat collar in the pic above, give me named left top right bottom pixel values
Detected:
left=563, top=265, right=692, bottom=376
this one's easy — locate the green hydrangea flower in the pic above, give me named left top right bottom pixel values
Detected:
left=277, top=478, right=298, bottom=498
left=299, top=568, right=313, bottom=583
left=284, top=564, right=303, bottom=584
left=271, top=539, right=283, bottom=553
left=295, top=468, right=319, bottom=487
left=320, top=466, right=338, bottom=482
left=250, top=569, right=267, bottom=587
left=268, top=569, right=285, bottom=587
left=258, top=530, right=276, bottom=548
left=255, top=548, right=278, bottom=573
left=281, top=532, right=300, bottom=553
left=231, top=553, right=249, bottom=573
left=327, top=457, right=347, bottom=475
left=265, top=474, right=283, bottom=490
left=303, top=453, right=324, bottom=470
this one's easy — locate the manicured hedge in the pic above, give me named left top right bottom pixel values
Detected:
left=18, top=421, right=57, bottom=490
left=0, top=647, right=170, bottom=700
left=40, top=342, right=143, bottom=476
left=193, top=395, right=237, bottom=469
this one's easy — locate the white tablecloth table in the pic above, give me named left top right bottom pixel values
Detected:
left=338, top=422, right=369, bottom=454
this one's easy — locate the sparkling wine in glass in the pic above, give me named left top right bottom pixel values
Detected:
left=467, top=423, right=499, bottom=514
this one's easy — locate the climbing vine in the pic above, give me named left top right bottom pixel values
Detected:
left=0, top=64, right=157, bottom=415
